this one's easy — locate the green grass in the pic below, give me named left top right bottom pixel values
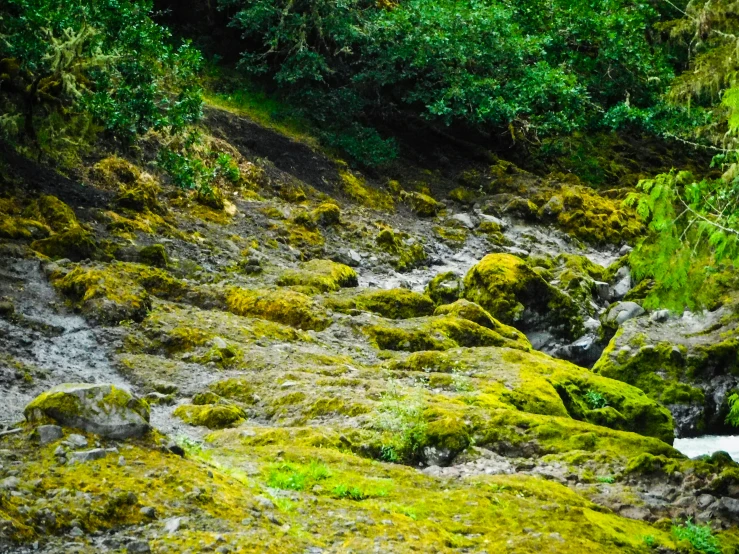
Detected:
left=266, top=460, right=331, bottom=491
left=671, top=519, right=721, bottom=554
left=204, top=87, right=321, bottom=150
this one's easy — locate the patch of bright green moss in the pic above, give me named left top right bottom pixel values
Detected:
left=324, top=288, right=435, bottom=319
left=277, top=259, right=358, bottom=293
left=174, top=404, right=246, bottom=429
left=225, top=287, right=330, bottom=331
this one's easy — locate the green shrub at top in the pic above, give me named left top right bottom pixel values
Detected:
left=220, top=0, right=678, bottom=165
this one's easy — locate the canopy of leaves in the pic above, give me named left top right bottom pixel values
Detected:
left=0, top=0, right=203, bottom=147
left=220, top=0, right=681, bottom=164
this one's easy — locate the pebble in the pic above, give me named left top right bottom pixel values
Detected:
left=140, top=506, right=157, bottom=518
left=66, top=434, right=88, bottom=448
left=36, top=425, right=63, bottom=445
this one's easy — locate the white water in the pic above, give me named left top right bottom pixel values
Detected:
left=674, top=436, right=739, bottom=460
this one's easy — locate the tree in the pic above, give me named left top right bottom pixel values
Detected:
left=0, top=0, right=203, bottom=155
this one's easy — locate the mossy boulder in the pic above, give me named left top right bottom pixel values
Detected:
left=544, top=185, right=644, bottom=245
left=324, top=288, right=435, bottom=319
left=22, top=195, right=78, bottom=232
left=375, top=229, right=427, bottom=272
left=52, top=262, right=187, bottom=324
left=425, top=272, right=463, bottom=305
left=138, top=244, right=169, bottom=268
left=174, top=404, right=246, bottom=429
left=401, top=191, right=443, bottom=217
left=310, top=203, right=341, bottom=226
left=365, top=315, right=531, bottom=352
left=24, top=383, right=150, bottom=439
left=277, top=259, right=358, bottom=293
left=434, top=299, right=531, bottom=348
left=463, top=253, right=583, bottom=339
left=225, top=287, right=330, bottom=331
left=31, top=227, right=101, bottom=261
left=593, top=300, right=739, bottom=436
left=394, top=346, right=674, bottom=443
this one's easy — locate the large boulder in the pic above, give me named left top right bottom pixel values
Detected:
left=593, top=298, right=739, bottom=437
left=24, top=383, right=150, bottom=439
left=463, top=253, right=583, bottom=340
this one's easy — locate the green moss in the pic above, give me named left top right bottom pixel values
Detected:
left=226, top=287, right=330, bottom=330
left=277, top=259, right=358, bottom=293
left=31, top=227, right=101, bottom=261
left=434, top=299, right=531, bottom=347
left=310, top=202, right=341, bottom=226
left=340, top=170, right=394, bottom=211
left=545, top=185, right=644, bottom=245
left=401, top=191, right=442, bottom=217
left=52, top=262, right=187, bottom=324
left=425, top=272, right=463, bottom=305
left=375, top=228, right=427, bottom=272
left=174, top=404, right=246, bottom=429
left=24, top=389, right=83, bottom=424
left=365, top=315, right=530, bottom=352
left=22, top=195, right=78, bottom=232
left=433, top=225, right=468, bottom=244
left=463, top=253, right=583, bottom=339
left=139, top=244, right=169, bottom=268
left=448, top=187, right=478, bottom=205
left=624, top=453, right=681, bottom=476
left=324, top=288, right=435, bottom=319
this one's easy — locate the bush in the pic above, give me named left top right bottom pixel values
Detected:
left=0, top=0, right=202, bottom=149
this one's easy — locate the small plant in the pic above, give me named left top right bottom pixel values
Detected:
left=642, top=535, right=656, bottom=548
left=215, top=153, right=241, bottom=184
left=451, top=369, right=475, bottom=393
left=266, top=460, right=331, bottom=492
left=584, top=390, right=608, bottom=410
left=332, top=484, right=368, bottom=500
left=596, top=475, right=615, bottom=484
left=725, top=393, right=739, bottom=427
left=375, top=380, right=428, bottom=462
left=671, top=519, right=721, bottom=554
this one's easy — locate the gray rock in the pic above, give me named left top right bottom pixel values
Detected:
left=719, top=497, right=739, bottom=519
left=697, top=494, right=717, bottom=510
left=66, top=434, right=88, bottom=448
left=140, top=506, right=156, bottom=519
left=127, top=540, right=151, bottom=554
left=53, top=445, right=66, bottom=457
left=603, top=301, right=645, bottom=328
left=593, top=281, right=610, bottom=301
left=610, top=266, right=632, bottom=300
left=163, top=517, right=184, bottom=534
left=35, top=425, right=63, bottom=445
left=619, top=245, right=633, bottom=257
left=255, top=496, right=275, bottom=510
left=24, top=383, right=150, bottom=439
left=68, top=448, right=108, bottom=464
left=451, top=213, right=477, bottom=229
left=650, top=309, right=671, bottom=323
left=0, top=476, right=20, bottom=491
left=618, top=506, right=651, bottom=521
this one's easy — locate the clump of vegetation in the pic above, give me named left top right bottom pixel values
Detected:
left=375, top=382, right=428, bottom=463
left=0, top=0, right=202, bottom=160
left=671, top=519, right=721, bottom=554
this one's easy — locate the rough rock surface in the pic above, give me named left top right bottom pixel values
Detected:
left=24, top=383, right=150, bottom=439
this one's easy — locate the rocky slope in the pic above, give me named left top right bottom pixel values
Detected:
left=1, top=105, right=739, bottom=553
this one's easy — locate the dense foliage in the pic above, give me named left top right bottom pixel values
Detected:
left=626, top=1, right=739, bottom=310
left=0, top=0, right=203, bottom=156
left=220, top=0, right=682, bottom=164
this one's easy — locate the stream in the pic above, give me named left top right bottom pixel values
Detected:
left=674, top=436, right=739, bottom=460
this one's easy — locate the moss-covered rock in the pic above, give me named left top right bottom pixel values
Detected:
left=24, top=383, right=150, bottom=439
left=225, top=287, right=330, bottom=330
left=310, top=202, right=341, bottom=226
left=174, top=404, right=246, bottom=429
left=138, top=244, right=169, bottom=268
left=22, top=195, right=78, bottom=232
left=365, top=315, right=531, bottom=352
left=394, top=346, right=674, bottom=443
left=375, top=228, right=427, bottom=272
left=401, top=191, right=443, bottom=217
left=324, top=288, right=435, bottom=319
left=434, top=299, right=531, bottom=347
left=52, top=262, right=187, bottom=324
left=463, top=253, right=583, bottom=339
left=31, top=227, right=101, bottom=261
left=277, top=259, right=358, bottom=293
left=593, top=301, right=739, bottom=436
left=425, top=271, right=463, bottom=305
